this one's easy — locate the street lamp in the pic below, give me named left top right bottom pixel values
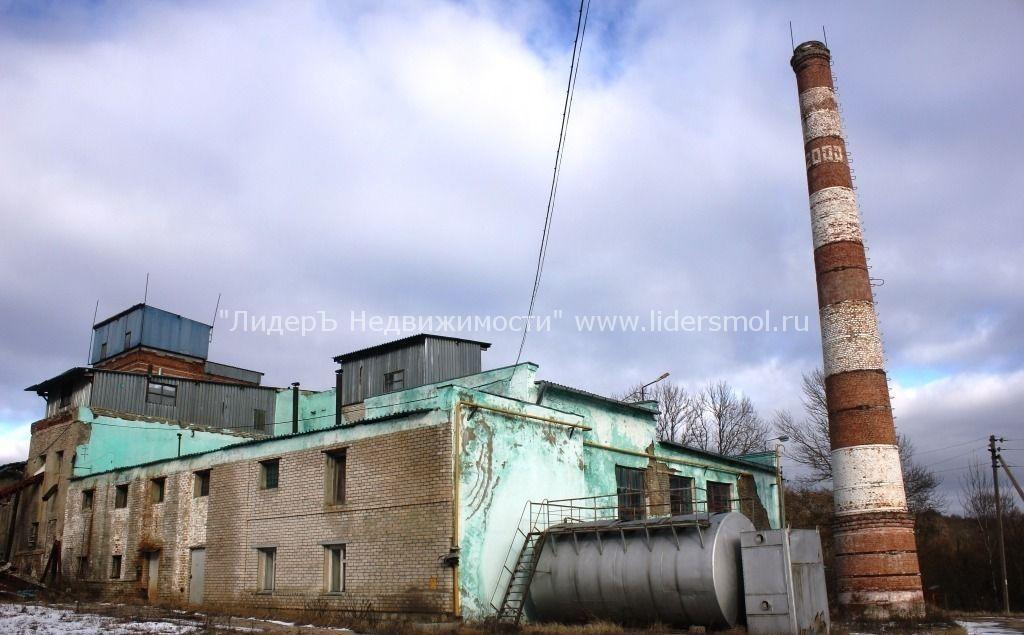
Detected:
left=770, top=435, right=789, bottom=529
left=639, top=372, right=670, bottom=400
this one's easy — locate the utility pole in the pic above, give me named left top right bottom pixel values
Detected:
left=989, top=435, right=1010, bottom=614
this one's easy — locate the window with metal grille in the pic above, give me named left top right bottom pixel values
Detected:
left=146, top=380, right=177, bottom=406
left=325, top=545, right=346, bottom=593
left=260, top=459, right=279, bottom=490
left=615, top=465, right=646, bottom=521
left=114, top=484, right=129, bottom=508
left=707, top=481, right=732, bottom=514
left=669, top=475, right=694, bottom=515
left=325, top=449, right=346, bottom=505
left=383, top=369, right=405, bottom=393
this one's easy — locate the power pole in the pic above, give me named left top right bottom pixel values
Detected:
left=989, top=435, right=1010, bottom=614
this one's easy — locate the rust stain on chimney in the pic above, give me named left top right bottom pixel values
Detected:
left=790, top=40, right=926, bottom=620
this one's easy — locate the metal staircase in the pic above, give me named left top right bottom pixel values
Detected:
left=495, top=528, right=545, bottom=624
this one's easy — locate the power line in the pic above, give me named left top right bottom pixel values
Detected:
left=916, top=437, right=986, bottom=456
left=511, top=0, right=592, bottom=379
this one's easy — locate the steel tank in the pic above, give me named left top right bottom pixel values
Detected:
left=526, top=512, right=754, bottom=627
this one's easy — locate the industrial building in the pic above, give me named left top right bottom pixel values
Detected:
left=1, top=307, right=785, bottom=626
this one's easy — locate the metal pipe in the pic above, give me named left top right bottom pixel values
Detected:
left=335, top=369, right=343, bottom=427
left=291, top=382, right=300, bottom=434
left=582, top=441, right=748, bottom=476
left=776, top=443, right=787, bottom=529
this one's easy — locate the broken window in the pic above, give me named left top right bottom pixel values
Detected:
left=615, top=465, right=646, bottom=521
left=114, top=484, right=129, bottom=509
left=82, top=489, right=94, bottom=511
left=111, top=555, right=122, bottom=579
left=325, top=449, right=347, bottom=505
left=253, top=408, right=267, bottom=433
left=194, top=470, right=210, bottom=498
left=28, top=523, right=38, bottom=548
left=669, top=475, right=694, bottom=515
left=145, top=380, right=177, bottom=406
left=260, top=459, right=279, bottom=490
left=707, top=481, right=733, bottom=514
left=151, top=477, right=166, bottom=503
left=325, top=544, right=346, bottom=593
left=383, top=369, right=405, bottom=393
left=257, top=548, right=276, bottom=592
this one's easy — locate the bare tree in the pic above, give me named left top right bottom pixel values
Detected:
left=775, top=369, right=832, bottom=482
left=621, top=379, right=768, bottom=454
left=960, top=460, right=1017, bottom=599
left=774, top=368, right=943, bottom=513
left=620, top=382, right=696, bottom=445
left=688, top=381, right=770, bottom=456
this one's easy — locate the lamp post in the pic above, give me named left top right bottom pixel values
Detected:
left=639, top=372, right=670, bottom=400
left=770, top=435, right=789, bottom=529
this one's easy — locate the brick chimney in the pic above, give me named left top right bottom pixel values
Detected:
left=790, top=40, right=926, bottom=620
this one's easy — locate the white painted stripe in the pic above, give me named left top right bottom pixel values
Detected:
left=802, top=110, right=843, bottom=143
left=810, top=186, right=862, bottom=249
left=799, top=86, right=836, bottom=114
left=837, top=591, right=924, bottom=608
left=820, top=301, right=884, bottom=376
left=832, top=444, right=908, bottom=516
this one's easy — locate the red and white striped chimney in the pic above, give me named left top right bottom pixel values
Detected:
left=790, top=41, right=926, bottom=619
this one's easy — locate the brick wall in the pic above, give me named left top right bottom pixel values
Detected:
left=63, top=421, right=455, bottom=619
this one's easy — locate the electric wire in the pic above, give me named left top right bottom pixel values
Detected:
left=511, top=0, right=591, bottom=381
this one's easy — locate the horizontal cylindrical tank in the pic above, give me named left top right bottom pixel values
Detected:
left=527, top=512, right=754, bottom=628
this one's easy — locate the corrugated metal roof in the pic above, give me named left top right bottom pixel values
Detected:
left=656, top=440, right=777, bottom=473
left=535, top=380, right=659, bottom=415
left=333, top=333, right=491, bottom=363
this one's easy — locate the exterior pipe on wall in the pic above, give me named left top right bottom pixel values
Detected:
left=291, top=382, right=300, bottom=434
left=335, top=369, right=343, bottom=427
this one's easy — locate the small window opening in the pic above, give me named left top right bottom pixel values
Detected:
left=114, top=484, right=129, bottom=509
left=82, top=489, right=94, bottom=511
left=151, top=477, right=166, bottom=503
left=194, top=470, right=210, bottom=498
left=257, top=548, right=276, bottom=592
left=326, top=449, right=347, bottom=505
left=111, top=555, right=122, bottom=579
left=383, top=369, right=405, bottom=393
left=260, top=459, right=279, bottom=490
left=325, top=544, right=346, bottom=593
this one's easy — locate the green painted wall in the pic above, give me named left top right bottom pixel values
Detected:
left=72, top=407, right=246, bottom=478
left=273, top=387, right=338, bottom=435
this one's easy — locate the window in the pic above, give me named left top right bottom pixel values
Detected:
left=124, top=330, right=132, bottom=350
left=146, top=380, right=177, bottom=406
left=260, top=459, right=279, bottom=490
left=28, top=523, right=38, bottom=548
left=151, top=477, right=166, bottom=503
left=615, top=465, right=646, bottom=521
left=82, top=489, right=94, bottom=511
left=257, top=548, right=276, bottom=592
left=55, top=451, right=64, bottom=475
left=707, top=481, right=733, bottom=514
left=59, top=389, right=71, bottom=408
left=114, top=484, right=129, bottom=508
left=325, top=449, right=347, bottom=505
left=100, top=342, right=108, bottom=358
left=383, top=369, right=405, bottom=393
left=253, top=409, right=267, bottom=433
left=325, top=545, right=346, bottom=593
left=194, top=470, right=210, bottom=498
left=668, top=475, right=694, bottom=515
left=111, top=555, right=122, bottom=579
left=78, top=556, right=88, bottom=577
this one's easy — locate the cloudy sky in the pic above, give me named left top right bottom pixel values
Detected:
left=1, top=0, right=1021, bottom=509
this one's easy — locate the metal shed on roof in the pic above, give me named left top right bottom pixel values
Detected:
left=335, top=334, right=490, bottom=405
left=90, top=304, right=211, bottom=364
